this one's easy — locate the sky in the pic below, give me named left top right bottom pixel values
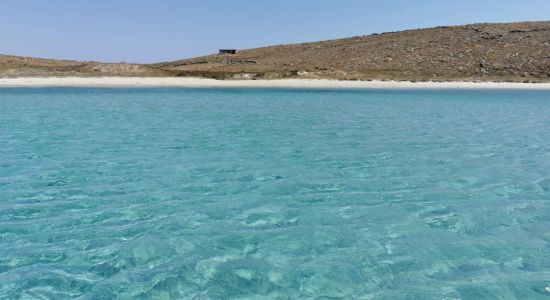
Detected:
left=1, top=0, right=549, bottom=63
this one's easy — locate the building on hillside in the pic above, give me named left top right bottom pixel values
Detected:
left=219, top=49, right=237, bottom=55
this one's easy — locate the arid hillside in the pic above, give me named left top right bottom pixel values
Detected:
left=157, top=21, right=550, bottom=82
left=0, top=55, right=170, bottom=77
left=2, top=21, right=549, bottom=82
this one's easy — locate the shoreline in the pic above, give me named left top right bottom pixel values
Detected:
left=1, top=77, right=550, bottom=89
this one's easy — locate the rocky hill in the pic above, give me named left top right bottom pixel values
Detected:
left=1, top=21, right=549, bottom=82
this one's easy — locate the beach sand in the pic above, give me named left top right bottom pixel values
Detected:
left=1, top=77, right=550, bottom=89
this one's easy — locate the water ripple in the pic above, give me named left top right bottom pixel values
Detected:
left=1, top=88, right=549, bottom=298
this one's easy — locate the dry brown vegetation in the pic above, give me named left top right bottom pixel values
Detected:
left=2, top=21, right=549, bottom=82
left=0, top=56, right=170, bottom=77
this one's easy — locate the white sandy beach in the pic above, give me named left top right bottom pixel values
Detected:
left=0, top=77, right=550, bottom=89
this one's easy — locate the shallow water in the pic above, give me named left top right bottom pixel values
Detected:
left=0, top=88, right=549, bottom=299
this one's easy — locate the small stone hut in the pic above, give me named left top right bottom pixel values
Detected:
left=219, top=49, right=237, bottom=55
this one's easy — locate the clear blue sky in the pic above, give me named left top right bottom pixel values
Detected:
left=1, top=0, right=548, bottom=63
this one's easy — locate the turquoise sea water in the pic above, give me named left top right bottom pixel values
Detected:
left=1, top=88, right=549, bottom=299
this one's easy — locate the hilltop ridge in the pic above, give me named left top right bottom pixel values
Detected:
left=1, top=21, right=549, bottom=82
